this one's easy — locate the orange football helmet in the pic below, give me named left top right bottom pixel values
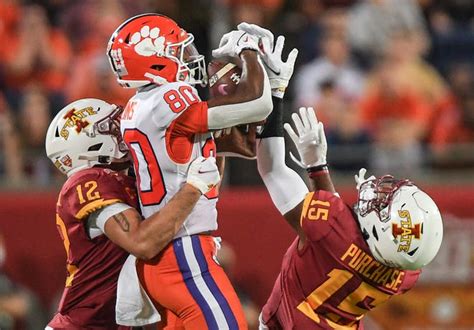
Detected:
left=107, top=13, right=207, bottom=88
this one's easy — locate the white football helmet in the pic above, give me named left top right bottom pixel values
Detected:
left=355, top=175, right=443, bottom=270
left=45, top=98, right=129, bottom=176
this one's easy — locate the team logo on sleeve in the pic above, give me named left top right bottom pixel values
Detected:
left=392, top=210, right=422, bottom=252
left=60, top=107, right=97, bottom=140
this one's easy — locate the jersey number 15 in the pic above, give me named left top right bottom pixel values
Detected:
left=297, top=269, right=390, bottom=327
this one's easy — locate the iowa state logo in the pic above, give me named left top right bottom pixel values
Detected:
left=392, top=210, right=421, bottom=253
left=60, top=107, right=97, bottom=140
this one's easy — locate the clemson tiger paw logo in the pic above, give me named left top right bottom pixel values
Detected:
left=130, top=25, right=165, bottom=57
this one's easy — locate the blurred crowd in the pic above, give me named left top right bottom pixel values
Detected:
left=0, top=233, right=47, bottom=329
left=0, top=0, right=474, bottom=187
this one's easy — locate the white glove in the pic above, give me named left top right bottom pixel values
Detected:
left=237, top=22, right=274, bottom=49
left=238, top=22, right=298, bottom=98
left=354, top=168, right=376, bottom=191
left=284, top=107, right=327, bottom=169
left=212, top=30, right=259, bottom=58
left=186, top=156, right=220, bottom=194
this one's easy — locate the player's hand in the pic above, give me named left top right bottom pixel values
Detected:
left=186, top=156, right=220, bottom=194
left=284, top=107, right=327, bottom=169
left=237, top=22, right=274, bottom=51
left=212, top=30, right=259, bottom=58
left=238, top=23, right=298, bottom=98
left=354, top=168, right=376, bottom=190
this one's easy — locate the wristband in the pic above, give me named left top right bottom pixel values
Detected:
left=307, top=164, right=328, bottom=176
left=308, top=169, right=329, bottom=178
left=271, top=87, right=286, bottom=99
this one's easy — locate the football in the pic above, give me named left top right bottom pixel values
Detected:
left=207, top=60, right=261, bottom=159
left=208, top=60, right=242, bottom=98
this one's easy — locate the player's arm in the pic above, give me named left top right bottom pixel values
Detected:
left=102, top=185, right=199, bottom=260
left=245, top=26, right=308, bottom=234
left=206, top=31, right=273, bottom=129
left=93, top=157, right=220, bottom=260
left=257, top=104, right=337, bottom=239
left=241, top=26, right=338, bottom=247
left=284, top=107, right=343, bottom=245
left=258, top=103, right=335, bottom=241
left=243, top=25, right=337, bottom=246
left=256, top=97, right=308, bottom=235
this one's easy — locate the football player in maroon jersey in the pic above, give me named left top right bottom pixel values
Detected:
left=44, top=98, right=220, bottom=329
left=241, top=24, right=444, bottom=330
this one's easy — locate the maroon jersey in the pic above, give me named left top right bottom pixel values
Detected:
left=262, top=190, right=420, bottom=329
left=48, top=167, right=138, bottom=329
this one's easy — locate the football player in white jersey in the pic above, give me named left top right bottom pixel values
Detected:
left=107, top=14, right=276, bottom=329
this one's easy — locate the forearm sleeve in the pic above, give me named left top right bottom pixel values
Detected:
left=256, top=97, right=308, bottom=215
left=207, top=61, right=272, bottom=129
left=257, top=137, right=308, bottom=215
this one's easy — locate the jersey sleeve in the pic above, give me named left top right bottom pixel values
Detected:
left=168, top=100, right=208, bottom=137
left=164, top=101, right=209, bottom=164
left=61, top=170, right=131, bottom=221
left=151, top=81, right=208, bottom=131
left=397, top=269, right=421, bottom=294
left=299, top=190, right=347, bottom=242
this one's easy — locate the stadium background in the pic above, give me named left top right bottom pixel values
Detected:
left=0, top=0, right=473, bottom=329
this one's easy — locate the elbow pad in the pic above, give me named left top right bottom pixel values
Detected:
left=208, top=61, right=272, bottom=130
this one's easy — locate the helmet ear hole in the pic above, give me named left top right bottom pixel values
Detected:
left=151, top=64, right=165, bottom=71
left=88, top=143, right=103, bottom=151
left=407, top=247, right=419, bottom=256
left=55, top=127, right=60, bottom=137
left=372, top=225, right=379, bottom=241
left=362, top=228, right=370, bottom=241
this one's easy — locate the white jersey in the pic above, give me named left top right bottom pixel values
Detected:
left=120, top=81, right=217, bottom=238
